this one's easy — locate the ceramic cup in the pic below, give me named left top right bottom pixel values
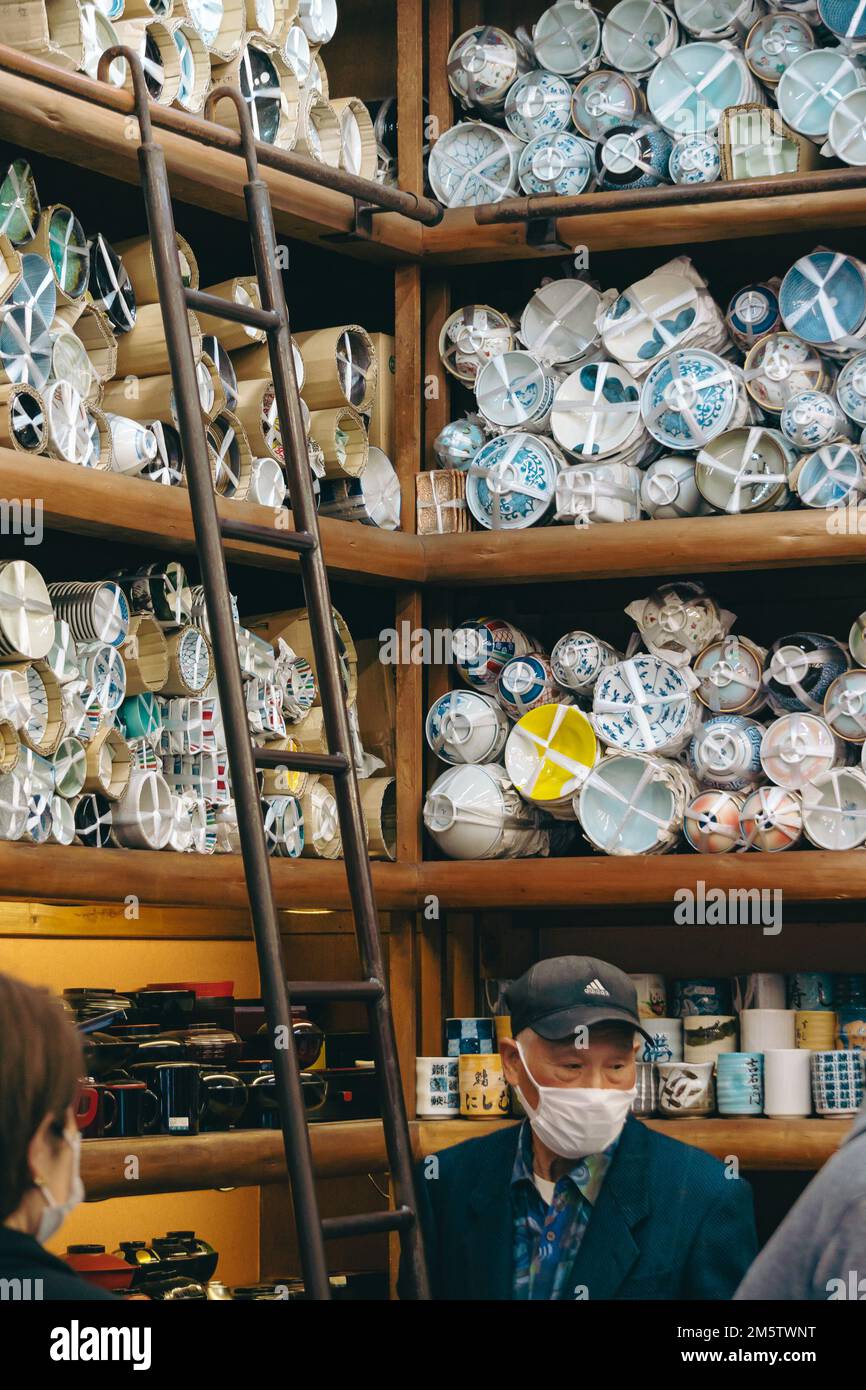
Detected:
left=740, top=1008, right=797, bottom=1052
left=458, top=1052, right=510, bottom=1119
left=738, top=785, right=803, bottom=852
left=796, top=1010, right=838, bottom=1051
left=446, top=1016, right=495, bottom=1057
left=683, top=789, right=743, bottom=853
left=415, top=1057, right=459, bottom=1120
left=763, top=1048, right=812, bottom=1117
left=734, top=973, right=787, bottom=1011
left=641, top=1017, right=683, bottom=1062
left=810, top=1049, right=865, bottom=1117
left=633, top=1061, right=660, bottom=1116
left=836, top=974, right=866, bottom=1006
left=716, top=1052, right=764, bottom=1115
left=656, top=1060, right=715, bottom=1117
left=629, top=973, right=668, bottom=1019
left=425, top=689, right=510, bottom=766
left=672, top=978, right=732, bottom=1016
left=684, top=1014, right=738, bottom=1062
left=787, top=971, right=835, bottom=1010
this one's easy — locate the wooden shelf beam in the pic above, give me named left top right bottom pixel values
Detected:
left=80, top=1116, right=847, bottom=1198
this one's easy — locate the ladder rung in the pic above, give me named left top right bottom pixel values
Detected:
left=254, top=749, right=349, bottom=774
left=287, top=980, right=384, bottom=1003
left=219, top=516, right=318, bottom=554
left=321, top=1208, right=415, bottom=1241
left=185, top=287, right=282, bottom=333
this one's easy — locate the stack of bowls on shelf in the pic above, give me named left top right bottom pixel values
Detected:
left=0, top=157, right=401, bottom=526
left=632, top=969, right=866, bottom=1118
left=426, top=244, right=866, bottom=533
left=0, top=0, right=383, bottom=177
left=427, top=2, right=866, bottom=209
left=0, top=558, right=397, bottom=858
left=422, top=589, right=866, bottom=860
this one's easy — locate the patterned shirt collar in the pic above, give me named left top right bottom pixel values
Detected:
left=511, top=1118, right=619, bottom=1206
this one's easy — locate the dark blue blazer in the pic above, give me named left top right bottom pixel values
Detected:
left=404, top=1116, right=758, bottom=1300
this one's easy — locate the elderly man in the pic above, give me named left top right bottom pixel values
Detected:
left=405, top=955, right=757, bottom=1300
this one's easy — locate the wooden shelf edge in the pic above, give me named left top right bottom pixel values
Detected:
left=422, top=187, right=866, bottom=264
left=3, top=846, right=866, bottom=919
left=80, top=1116, right=846, bottom=1197
left=4, top=452, right=423, bottom=586
left=420, top=510, right=866, bottom=586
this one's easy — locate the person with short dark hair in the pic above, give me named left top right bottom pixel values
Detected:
left=0, top=971, right=115, bottom=1300
left=404, top=956, right=758, bottom=1301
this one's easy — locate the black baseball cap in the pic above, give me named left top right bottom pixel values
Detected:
left=505, top=956, right=654, bottom=1045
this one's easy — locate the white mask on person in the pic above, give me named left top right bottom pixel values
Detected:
left=35, top=1127, right=84, bottom=1245
left=514, top=1039, right=636, bottom=1160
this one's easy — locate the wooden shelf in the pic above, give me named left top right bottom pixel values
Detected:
left=0, top=842, right=418, bottom=913
left=80, top=1116, right=845, bottom=1198
left=3, top=845, right=866, bottom=918
left=422, top=186, right=866, bottom=265
left=420, top=851, right=866, bottom=912
left=0, top=54, right=421, bottom=263
left=5, top=453, right=422, bottom=587
left=422, top=510, right=866, bottom=586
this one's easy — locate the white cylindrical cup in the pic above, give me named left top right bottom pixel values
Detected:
left=740, top=1007, right=797, bottom=1052
left=735, top=973, right=787, bottom=1010
left=640, top=1017, right=683, bottom=1062
left=763, top=1048, right=812, bottom=1117
left=415, top=1056, right=459, bottom=1120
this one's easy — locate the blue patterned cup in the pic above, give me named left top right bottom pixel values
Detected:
left=787, top=971, right=835, bottom=1011
left=672, top=978, right=733, bottom=1017
left=716, top=1052, right=764, bottom=1115
left=446, top=1017, right=495, bottom=1057
left=641, top=1017, right=683, bottom=1063
left=810, top=1049, right=865, bottom=1117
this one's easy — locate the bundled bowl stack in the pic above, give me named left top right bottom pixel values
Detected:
left=0, top=157, right=400, bottom=526
left=423, top=247, right=866, bottom=532
left=0, top=557, right=397, bottom=858
left=0, top=0, right=387, bottom=177
left=423, top=592, right=866, bottom=859
left=428, top=1, right=866, bottom=208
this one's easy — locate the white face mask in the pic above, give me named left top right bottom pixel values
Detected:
left=35, top=1127, right=84, bottom=1245
left=515, top=1039, right=636, bottom=1160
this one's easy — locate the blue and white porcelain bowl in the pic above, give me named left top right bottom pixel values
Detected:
left=551, top=360, right=644, bottom=459
left=466, top=431, right=561, bottom=529
left=668, top=132, right=720, bottom=184
left=779, top=251, right=866, bottom=350
left=745, top=13, right=814, bottom=85
left=425, top=689, right=511, bottom=765
left=817, top=0, right=866, bottom=43
left=601, top=270, right=699, bottom=367
left=592, top=655, right=696, bottom=753
left=475, top=351, right=560, bottom=431
left=594, top=120, right=673, bottom=188
left=781, top=390, right=852, bottom=449
left=518, top=131, right=595, bottom=195
left=647, top=42, right=755, bottom=135
left=572, top=69, right=643, bottom=140
left=791, top=441, right=866, bottom=508
left=505, top=69, right=574, bottom=142
left=777, top=49, right=866, bottom=139
left=497, top=653, right=562, bottom=718
left=601, top=0, right=679, bottom=75
left=534, top=0, right=603, bottom=77
left=452, top=617, right=538, bottom=689
left=551, top=630, right=622, bottom=693
left=642, top=350, right=742, bottom=450
left=433, top=418, right=487, bottom=469
left=727, top=285, right=781, bottom=350
left=428, top=121, right=523, bottom=207
left=836, top=353, right=866, bottom=423
left=689, top=714, right=765, bottom=790
left=764, top=632, right=850, bottom=715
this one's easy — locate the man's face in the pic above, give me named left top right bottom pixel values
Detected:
left=500, top=1025, right=638, bottom=1109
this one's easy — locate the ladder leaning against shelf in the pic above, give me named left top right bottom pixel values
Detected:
left=98, top=48, right=430, bottom=1302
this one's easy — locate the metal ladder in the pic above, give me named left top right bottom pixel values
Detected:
left=103, top=50, right=429, bottom=1301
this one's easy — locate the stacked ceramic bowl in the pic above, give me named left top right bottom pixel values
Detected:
left=423, top=591, right=866, bottom=859
left=0, top=557, right=384, bottom=859
left=428, top=2, right=866, bottom=208
left=0, top=156, right=398, bottom=525
left=431, top=244, right=866, bottom=532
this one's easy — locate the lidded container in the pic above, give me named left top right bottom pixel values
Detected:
left=425, top=689, right=510, bottom=766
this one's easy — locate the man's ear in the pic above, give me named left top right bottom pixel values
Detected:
left=499, top=1036, right=521, bottom=1088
